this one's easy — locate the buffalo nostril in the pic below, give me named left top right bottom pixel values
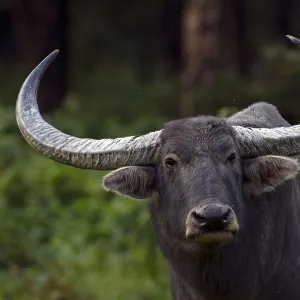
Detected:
left=190, top=204, right=233, bottom=231
left=191, top=211, right=206, bottom=225
left=221, top=207, right=230, bottom=223
left=223, top=207, right=230, bottom=217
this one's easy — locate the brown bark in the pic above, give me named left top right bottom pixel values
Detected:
left=161, top=0, right=183, bottom=75
left=219, top=0, right=239, bottom=71
left=10, top=0, right=69, bottom=113
left=219, top=0, right=249, bottom=75
left=180, top=0, right=222, bottom=117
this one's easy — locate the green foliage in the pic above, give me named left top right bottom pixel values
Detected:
left=193, top=43, right=300, bottom=123
left=0, top=106, right=170, bottom=299
left=54, top=67, right=177, bottom=139
left=2, top=35, right=300, bottom=299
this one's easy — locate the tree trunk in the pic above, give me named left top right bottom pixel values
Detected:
left=219, top=0, right=249, bottom=75
left=10, top=0, right=69, bottom=113
left=180, top=0, right=222, bottom=117
left=161, top=0, right=183, bottom=75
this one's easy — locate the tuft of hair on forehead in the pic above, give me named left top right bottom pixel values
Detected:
left=161, top=116, right=235, bottom=142
left=159, top=116, right=237, bottom=159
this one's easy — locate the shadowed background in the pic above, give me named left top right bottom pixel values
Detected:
left=0, top=0, right=300, bottom=299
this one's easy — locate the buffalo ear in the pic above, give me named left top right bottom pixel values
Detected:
left=103, top=166, right=156, bottom=199
left=243, top=155, right=300, bottom=195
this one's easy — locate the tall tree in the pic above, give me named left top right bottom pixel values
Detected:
left=180, top=0, right=222, bottom=117
left=10, top=0, right=69, bottom=113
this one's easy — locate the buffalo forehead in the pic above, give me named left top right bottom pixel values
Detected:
left=161, top=117, right=235, bottom=159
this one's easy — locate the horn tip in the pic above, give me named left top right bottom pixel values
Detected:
left=49, top=49, right=59, bottom=59
left=39, top=50, right=59, bottom=69
left=286, top=35, right=300, bottom=46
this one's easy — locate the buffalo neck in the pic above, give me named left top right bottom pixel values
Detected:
left=151, top=180, right=300, bottom=300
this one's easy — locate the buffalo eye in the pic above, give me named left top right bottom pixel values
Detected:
left=164, top=155, right=178, bottom=169
left=226, top=153, right=236, bottom=164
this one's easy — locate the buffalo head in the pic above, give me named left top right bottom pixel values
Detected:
left=15, top=36, right=300, bottom=252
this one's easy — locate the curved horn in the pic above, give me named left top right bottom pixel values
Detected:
left=16, top=51, right=161, bottom=170
left=231, top=35, right=300, bottom=157
left=234, top=125, right=300, bottom=157
left=286, top=35, right=300, bottom=47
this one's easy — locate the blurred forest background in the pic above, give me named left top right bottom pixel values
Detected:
left=1, top=0, right=300, bottom=299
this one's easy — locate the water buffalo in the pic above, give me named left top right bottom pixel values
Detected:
left=16, top=36, right=300, bottom=300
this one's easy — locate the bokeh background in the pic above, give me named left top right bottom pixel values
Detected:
left=1, top=1, right=300, bottom=299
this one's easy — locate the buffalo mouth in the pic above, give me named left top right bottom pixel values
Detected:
left=185, top=213, right=239, bottom=244
left=186, top=229, right=236, bottom=244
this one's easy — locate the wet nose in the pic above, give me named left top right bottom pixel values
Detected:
left=189, top=204, right=233, bottom=231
